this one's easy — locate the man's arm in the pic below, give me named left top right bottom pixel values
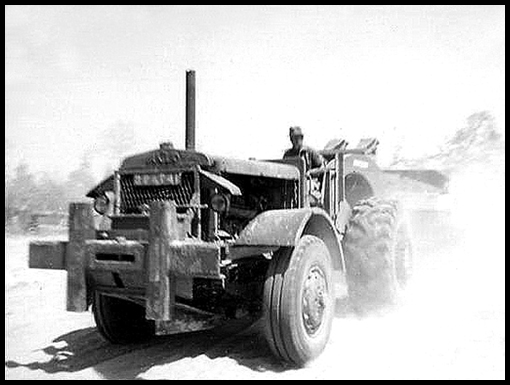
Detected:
left=309, top=148, right=325, bottom=169
left=283, top=148, right=299, bottom=159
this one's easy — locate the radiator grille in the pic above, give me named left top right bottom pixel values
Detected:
left=120, top=173, right=194, bottom=213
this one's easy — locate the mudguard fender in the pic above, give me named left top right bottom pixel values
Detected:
left=231, top=208, right=345, bottom=271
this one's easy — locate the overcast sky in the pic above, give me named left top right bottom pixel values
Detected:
left=5, top=5, right=505, bottom=180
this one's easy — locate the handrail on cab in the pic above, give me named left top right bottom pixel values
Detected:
left=307, top=148, right=373, bottom=177
left=318, top=148, right=374, bottom=157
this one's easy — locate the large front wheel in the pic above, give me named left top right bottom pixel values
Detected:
left=263, top=235, right=335, bottom=366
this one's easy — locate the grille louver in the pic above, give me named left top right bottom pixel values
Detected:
left=120, top=173, right=194, bottom=214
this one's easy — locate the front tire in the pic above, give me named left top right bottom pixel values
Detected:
left=93, top=292, right=155, bottom=344
left=263, top=235, right=335, bottom=366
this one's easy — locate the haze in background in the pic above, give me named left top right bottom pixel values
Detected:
left=4, top=6, right=506, bottom=379
left=5, top=5, right=505, bottom=181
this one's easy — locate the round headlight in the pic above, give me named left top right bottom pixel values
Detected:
left=94, top=194, right=110, bottom=215
left=210, top=193, right=229, bottom=213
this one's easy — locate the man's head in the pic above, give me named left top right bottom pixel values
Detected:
left=289, top=126, right=304, bottom=150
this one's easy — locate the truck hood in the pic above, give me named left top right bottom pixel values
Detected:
left=120, top=148, right=299, bottom=179
left=87, top=148, right=299, bottom=198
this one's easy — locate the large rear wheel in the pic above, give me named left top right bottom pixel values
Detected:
left=93, top=292, right=155, bottom=344
left=343, top=198, right=413, bottom=312
left=263, top=235, right=335, bottom=366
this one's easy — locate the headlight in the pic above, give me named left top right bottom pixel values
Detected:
left=210, top=193, right=229, bottom=213
left=93, top=194, right=110, bottom=215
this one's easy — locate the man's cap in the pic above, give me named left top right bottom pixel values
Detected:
left=289, top=126, right=304, bottom=137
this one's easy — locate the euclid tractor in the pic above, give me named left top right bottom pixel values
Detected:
left=29, top=71, right=447, bottom=366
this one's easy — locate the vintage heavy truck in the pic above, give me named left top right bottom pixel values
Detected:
left=28, top=71, right=447, bottom=366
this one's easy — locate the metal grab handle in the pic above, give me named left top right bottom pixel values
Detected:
left=319, top=148, right=372, bottom=157
left=306, top=166, right=332, bottom=177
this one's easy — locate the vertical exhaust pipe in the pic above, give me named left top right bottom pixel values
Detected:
left=185, top=70, right=196, bottom=151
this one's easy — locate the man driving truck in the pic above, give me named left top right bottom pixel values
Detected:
left=283, top=126, right=324, bottom=206
left=283, top=126, right=324, bottom=169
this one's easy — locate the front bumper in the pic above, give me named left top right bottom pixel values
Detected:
left=29, top=239, right=221, bottom=276
left=28, top=201, right=221, bottom=322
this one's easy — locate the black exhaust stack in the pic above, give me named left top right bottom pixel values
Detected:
left=185, top=70, right=196, bottom=151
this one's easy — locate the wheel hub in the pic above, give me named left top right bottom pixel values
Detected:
left=302, top=266, right=328, bottom=336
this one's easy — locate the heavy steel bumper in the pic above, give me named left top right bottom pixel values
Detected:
left=28, top=202, right=221, bottom=322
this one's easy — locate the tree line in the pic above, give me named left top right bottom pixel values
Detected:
left=5, top=158, right=97, bottom=231
left=4, top=113, right=503, bottom=232
left=5, top=120, right=137, bottom=232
